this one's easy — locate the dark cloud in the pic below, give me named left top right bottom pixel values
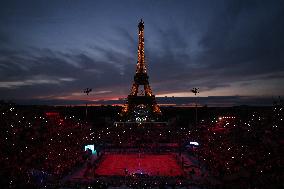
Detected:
left=0, top=0, right=283, bottom=105
left=0, top=47, right=133, bottom=99
left=146, top=0, right=284, bottom=95
left=198, top=0, right=284, bottom=70
left=0, top=30, right=11, bottom=45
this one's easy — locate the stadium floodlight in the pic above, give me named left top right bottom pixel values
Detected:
left=191, top=88, right=200, bottom=126
left=84, top=88, right=92, bottom=95
left=191, top=88, right=199, bottom=96
left=83, top=88, right=92, bottom=120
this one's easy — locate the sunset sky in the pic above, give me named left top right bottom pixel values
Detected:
left=0, top=0, right=283, bottom=105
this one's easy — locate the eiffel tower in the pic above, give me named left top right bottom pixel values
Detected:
left=121, top=19, right=161, bottom=122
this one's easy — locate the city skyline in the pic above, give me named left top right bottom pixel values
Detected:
left=0, top=0, right=284, bottom=105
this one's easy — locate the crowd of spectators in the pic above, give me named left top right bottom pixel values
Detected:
left=0, top=101, right=283, bottom=188
left=91, top=122, right=184, bottom=151
left=191, top=104, right=283, bottom=188
left=0, top=102, right=91, bottom=188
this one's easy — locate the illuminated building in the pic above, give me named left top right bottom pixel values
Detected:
left=121, top=19, right=161, bottom=122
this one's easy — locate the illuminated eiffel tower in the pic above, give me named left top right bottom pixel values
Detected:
left=121, top=19, right=161, bottom=122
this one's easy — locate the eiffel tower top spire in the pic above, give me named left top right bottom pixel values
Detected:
left=136, top=19, right=146, bottom=74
